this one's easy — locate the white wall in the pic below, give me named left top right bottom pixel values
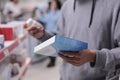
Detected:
left=0, top=0, right=49, bottom=10
left=0, top=0, right=9, bottom=10
left=19, top=0, right=48, bottom=7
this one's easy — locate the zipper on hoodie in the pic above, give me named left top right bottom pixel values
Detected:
left=74, top=0, right=76, bottom=12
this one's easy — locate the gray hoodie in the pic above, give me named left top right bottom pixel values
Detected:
left=41, top=0, right=120, bottom=80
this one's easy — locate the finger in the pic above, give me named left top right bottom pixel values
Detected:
left=24, top=24, right=29, bottom=29
left=59, top=53, right=80, bottom=62
left=60, top=53, right=87, bottom=66
left=29, top=29, right=39, bottom=36
left=71, top=60, right=86, bottom=66
left=32, top=29, right=39, bottom=35
left=29, top=30, right=35, bottom=35
left=34, top=32, right=43, bottom=38
left=25, top=26, right=35, bottom=33
left=60, top=54, right=81, bottom=66
left=32, top=26, right=44, bottom=32
left=63, top=58, right=84, bottom=67
left=60, top=51, right=80, bottom=58
left=38, top=26, right=44, bottom=32
left=69, top=62, right=81, bottom=66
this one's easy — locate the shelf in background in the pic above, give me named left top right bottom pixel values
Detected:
left=12, top=57, right=31, bottom=80
left=0, top=34, right=28, bottom=62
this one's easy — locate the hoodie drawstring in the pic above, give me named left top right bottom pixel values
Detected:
left=74, top=0, right=76, bottom=11
left=89, top=0, right=96, bottom=27
left=73, top=0, right=96, bottom=27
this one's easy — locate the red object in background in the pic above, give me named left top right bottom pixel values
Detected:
left=0, top=28, right=2, bottom=34
left=0, top=26, right=17, bottom=41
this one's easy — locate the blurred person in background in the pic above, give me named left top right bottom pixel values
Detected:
left=39, top=0, right=61, bottom=35
left=40, top=0, right=61, bottom=68
left=32, top=0, right=61, bottom=67
left=3, top=0, right=23, bottom=22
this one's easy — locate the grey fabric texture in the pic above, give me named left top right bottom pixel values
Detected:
left=39, top=0, right=120, bottom=80
left=56, top=0, right=120, bottom=80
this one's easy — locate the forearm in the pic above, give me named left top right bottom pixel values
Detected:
left=38, top=31, right=55, bottom=42
left=92, top=47, right=120, bottom=71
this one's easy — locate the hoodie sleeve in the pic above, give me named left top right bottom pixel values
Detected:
left=93, top=9, right=120, bottom=71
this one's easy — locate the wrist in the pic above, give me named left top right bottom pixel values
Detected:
left=38, top=31, right=54, bottom=42
left=90, top=50, right=96, bottom=62
left=37, top=30, right=45, bottom=39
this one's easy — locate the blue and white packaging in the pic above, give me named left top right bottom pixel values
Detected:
left=0, top=35, right=4, bottom=50
left=34, top=35, right=88, bottom=57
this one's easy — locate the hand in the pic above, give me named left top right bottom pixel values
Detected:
left=24, top=24, right=45, bottom=39
left=59, top=49, right=96, bottom=66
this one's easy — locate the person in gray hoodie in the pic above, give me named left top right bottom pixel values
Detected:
left=24, top=0, right=120, bottom=80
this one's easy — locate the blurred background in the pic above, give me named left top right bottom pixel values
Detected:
left=0, top=0, right=66, bottom=80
